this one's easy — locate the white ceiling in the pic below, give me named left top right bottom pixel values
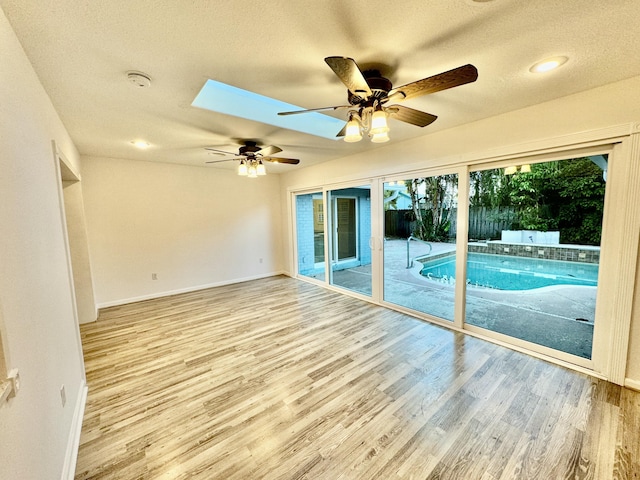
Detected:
left=3, top=0, right=640, bottom=173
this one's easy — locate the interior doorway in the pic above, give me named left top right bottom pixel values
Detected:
left=54, top=143, right=97, bottom=324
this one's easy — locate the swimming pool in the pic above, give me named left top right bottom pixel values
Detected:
left=419, top=252, right=599, bottom=290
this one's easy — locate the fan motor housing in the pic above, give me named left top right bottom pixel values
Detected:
left=239, top=143, right=261, bottom=156
left=348, top=71, right=392, bottom=105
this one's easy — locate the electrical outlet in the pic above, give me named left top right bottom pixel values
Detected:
left=152, top=273, right=157, bottom=280
left=60, top=385, right=66, bottom=407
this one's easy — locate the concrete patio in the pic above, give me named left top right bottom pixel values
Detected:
left=331, top=238, right=595, bottom=359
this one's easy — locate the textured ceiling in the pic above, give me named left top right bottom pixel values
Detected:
left=3, top=0, right=640, bottom=173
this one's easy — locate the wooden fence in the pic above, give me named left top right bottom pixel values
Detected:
left=385, top=207, right=518, bottom=240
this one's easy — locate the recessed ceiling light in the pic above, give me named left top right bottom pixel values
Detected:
left=529, top=56, right=569, bottom=73
left=131, top=140, right=150, bottom=149
left=192, top=79, right=344, bottom=140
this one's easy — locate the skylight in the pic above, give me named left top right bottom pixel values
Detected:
left=192, top=80, right=344, bottom=140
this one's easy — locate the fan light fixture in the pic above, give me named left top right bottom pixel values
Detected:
left=344, top=102, right=390, bottom=143
left=238, top=160, right=248, bottom=176
left=278, top=57, right=478, bottom=144
left=370, top=109, right=389, bottom=135
left=237, top=158, right=267, bottom=177
left=206, top=142, right=300, bottom=176
left=344, top=112, right=363, bottom=143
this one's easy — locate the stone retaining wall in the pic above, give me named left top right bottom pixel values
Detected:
left=468, top=241, right=599, bottom=264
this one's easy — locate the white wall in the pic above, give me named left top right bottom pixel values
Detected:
left=82, top=156, right=284, bottom=307
left=62, top=180, right=97, bottom=324
left=280, top=75, right=640, bottom=387
left=0, top=7, right=86, bottom=479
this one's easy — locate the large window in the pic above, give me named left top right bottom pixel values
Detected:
left=292, top=143, right=631, bottom=379
left=465, top=156, right=607, bottom=359
left=383, top=174, right=458, bottom=321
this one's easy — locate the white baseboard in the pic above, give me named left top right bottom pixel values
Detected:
left=625, top=378, right=640, bottom=392
left=96, top=271, right=285, bottom=309
left=61, top=380, right=88, bottom=480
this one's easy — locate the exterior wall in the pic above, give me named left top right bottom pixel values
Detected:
left=296, top=194, right=317, bottom=276
left=357, top=192, right=372, bottom=266
left=296, top=189, right=371, bottom=275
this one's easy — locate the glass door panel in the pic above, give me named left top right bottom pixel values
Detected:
left=465, top=156, right=607, bottom=359
left=335, top=198, right=357, bottom=260
left=328, top=186, right=371, bottom=296
left=383, top=175, right=458, bottom=321
left=295, top=192, right=325, bottom=282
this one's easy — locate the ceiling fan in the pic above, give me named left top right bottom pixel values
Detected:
left=278, top=56, right=478, bottom=143
left=205, top=141, right=300, bottom=177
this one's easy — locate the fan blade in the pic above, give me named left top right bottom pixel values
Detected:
left=388, top=64, right=478, bottom=101
left=278, top=105, right=350, bottom=116
left=325, top=56, right=372, bottom=100
left=256, top=145, right=282, bottom=157
left=264, top=157, right=300, bottom=165
left=336, top=124, right=347, bottom=138
left=205, top=157, right=243, bottom=164
left=204, top=147, right=238, bottom=156
left=386, top=105, right=438, bottom=127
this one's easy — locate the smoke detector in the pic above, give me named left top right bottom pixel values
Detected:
left=127, top=71, right=152, bottom=88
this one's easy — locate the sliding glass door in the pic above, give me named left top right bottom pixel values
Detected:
left=293, top=149, right=615, bottom=370
left=382, top=174, right=458, bottom=321
left=465, top=156, right=607, bottom=360
left=328, top=186, right=372, bottom=296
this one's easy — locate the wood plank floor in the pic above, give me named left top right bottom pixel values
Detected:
left=75, top=275, right=640, bottom=479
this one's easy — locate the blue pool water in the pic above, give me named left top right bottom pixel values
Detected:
left=420, top=253, right=599, bottom=290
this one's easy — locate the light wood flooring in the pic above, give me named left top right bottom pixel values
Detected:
left=75, top=275, right=640, bottom=479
